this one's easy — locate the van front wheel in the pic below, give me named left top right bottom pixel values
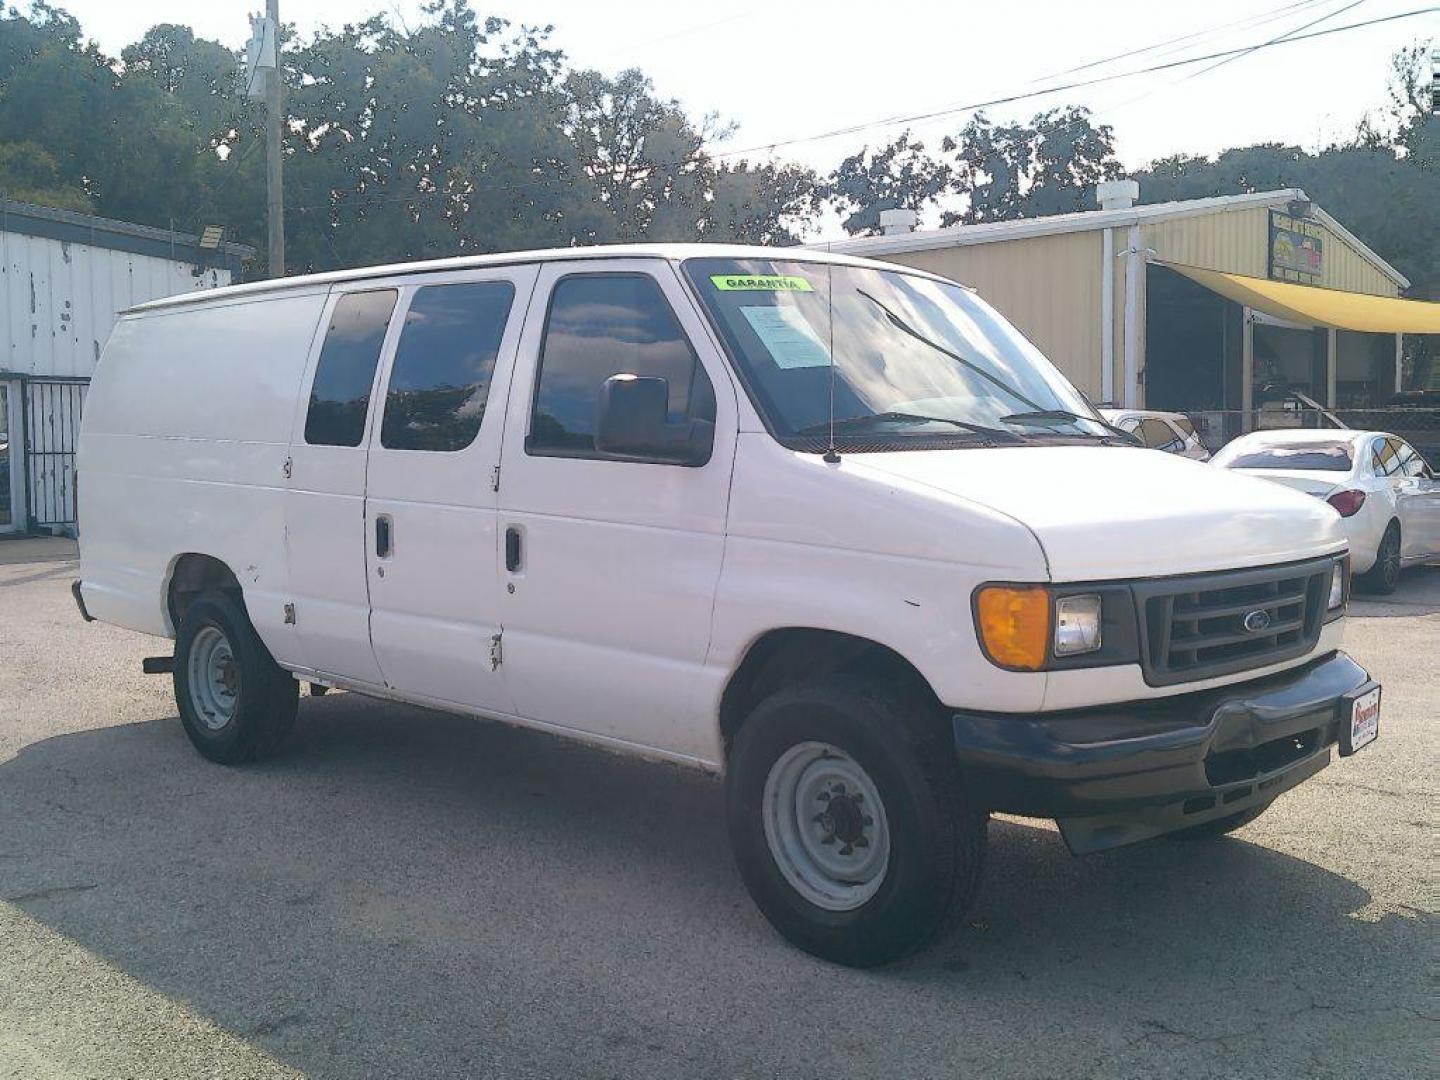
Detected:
left=725, top=677, right=986, bottom=967
left=174, top=591, right=298, bottom=764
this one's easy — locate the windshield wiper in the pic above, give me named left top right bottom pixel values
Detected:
left=1000, top=409, right=1140, bottom=443
left=855, top=290, right=1044, bottom=412
left=798, top=411, right=1023, bottom=444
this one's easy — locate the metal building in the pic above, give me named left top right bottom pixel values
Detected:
left=822, top=184, right=1440, bottom=447
left=1, top=199, right=252, bottom=533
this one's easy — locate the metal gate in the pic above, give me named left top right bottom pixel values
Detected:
left=22, top=376, right=88, bottom=532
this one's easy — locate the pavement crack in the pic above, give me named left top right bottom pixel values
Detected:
left=1133, top=1018, right=1255, bottom=1048
left=43, top=798, right=107, bottom=824
left=1313, top=779, right=1414, bottom=799
left=251, top=1011, right=308, bottom=1036
left=5, top=882, right=99, bottom=902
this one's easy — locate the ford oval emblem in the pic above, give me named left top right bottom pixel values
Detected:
left=1242, top=609, right=1272, bottom=633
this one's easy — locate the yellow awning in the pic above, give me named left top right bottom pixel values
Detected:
left=1163, top=262, right=1440, bottom=334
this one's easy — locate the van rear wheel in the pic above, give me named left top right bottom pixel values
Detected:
left=174, top=591, right=298, bottom=764
left=725, top=677, right=986, bottom=967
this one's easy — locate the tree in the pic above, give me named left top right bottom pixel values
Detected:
left=0, top=2, right=114, bottom=203
left=556, top=67, right=718, bottom=242
left=822, top=132, right=950, bottom=236
left=281, top=5, right=577, bottom=269
left=1365, top=39, right=1437, bottom=169
left=0, top=141, right=89, bottom=209
left=941, top=106, right=1122, bottom=225
left=0, top=0, right=822, bottom=274
left=703, top=159, right=817, bottom=246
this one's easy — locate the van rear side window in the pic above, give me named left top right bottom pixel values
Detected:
left=380, top=282, right=515, bottom=452
left=305, top=290, right=398, bottom=447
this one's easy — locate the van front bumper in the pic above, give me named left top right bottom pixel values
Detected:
left=950, top=651, right=1374, bottom=854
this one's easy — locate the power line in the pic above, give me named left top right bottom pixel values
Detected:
left=1015, top=0, right=1361, bottom=141
left=1027, top=0, right=1327, bottom=83
left=1179, top=0, right=1368, bottom=82
left=278, top=6, right=1437, bottom=217
left=717, top=6, right=1436, bottom=157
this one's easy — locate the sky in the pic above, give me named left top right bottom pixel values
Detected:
left=52, top=0, right=1439, bottom=217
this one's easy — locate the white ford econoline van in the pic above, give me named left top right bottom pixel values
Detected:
left=75, top=244, right=1380, bottom=966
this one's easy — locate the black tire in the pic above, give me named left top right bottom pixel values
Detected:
left=1357, top=521, right=1401, bottom=595
left=1164, top=800, right=1272, bottom=841
left=725, top=676, right=987, bottom=968
left=173, top=590, right=298, bottom=764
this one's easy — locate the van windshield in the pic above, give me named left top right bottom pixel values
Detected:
left=683, top=257, right=1107, bottom=450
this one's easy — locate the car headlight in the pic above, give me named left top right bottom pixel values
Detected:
left=1328, top=559, right=1347, bottom=610
left=1054, top=594, right=1104, bottom=656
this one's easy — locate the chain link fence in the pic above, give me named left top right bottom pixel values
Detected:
left=1181, top=402, right=1440, bottom=466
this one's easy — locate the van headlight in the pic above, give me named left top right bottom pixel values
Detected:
left=1328, top=559, right=1347, bottom=611
left=974, top=586, right=1112, bottom=670
left=1054, top=594, right=1103, bottom=656
left=974, top=585, right=1051, bottom=670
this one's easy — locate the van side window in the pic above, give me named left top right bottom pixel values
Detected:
left=305, top=290, right=398, bottom=447
left=380, top=282, right=515, bottom=452
left=527, top=274, right=715, bottom=458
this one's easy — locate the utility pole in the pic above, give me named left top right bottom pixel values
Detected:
left=265, top=0, right=284, bottom=277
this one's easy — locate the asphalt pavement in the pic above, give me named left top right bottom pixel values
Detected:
left=0, top=538, right=1434, bottom=1079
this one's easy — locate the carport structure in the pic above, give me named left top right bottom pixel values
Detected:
left=821, top=185, right=1440, bottom=446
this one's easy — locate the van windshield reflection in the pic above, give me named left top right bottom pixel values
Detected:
left=684, top=258, right=1110, bottom=450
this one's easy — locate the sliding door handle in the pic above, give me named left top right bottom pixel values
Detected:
left=375, top=514, right=393, bottom=558
left=505, top=526, right=522, bottom=572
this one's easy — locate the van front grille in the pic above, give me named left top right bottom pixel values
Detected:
left=1135, top=560, right=1331, bottom=686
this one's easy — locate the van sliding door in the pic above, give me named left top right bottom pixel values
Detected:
left=361, top=266, right=538, bottom=713
left=284, top=288, right=399, bottom=686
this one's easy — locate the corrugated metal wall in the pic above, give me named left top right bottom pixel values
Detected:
left=1, top=231, right=230, bottom=379
left=1, top=228, right=231, bottom=530
left=869, top=205, right=1401, bottom=405
left=866, top=231, right=1107, bottom=398
left=1141, top=206, right=1399, bottom=298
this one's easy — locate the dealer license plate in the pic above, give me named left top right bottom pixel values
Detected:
left=1342, top=687, right=1380, bottom=755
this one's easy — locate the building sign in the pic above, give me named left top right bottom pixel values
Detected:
left=1268, top=210, right=1324, bottom=282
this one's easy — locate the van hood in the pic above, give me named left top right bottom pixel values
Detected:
left=852, top=445, right=1346, bottom=581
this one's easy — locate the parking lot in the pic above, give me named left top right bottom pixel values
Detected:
left=0, top=538, right=1434, bottom=1080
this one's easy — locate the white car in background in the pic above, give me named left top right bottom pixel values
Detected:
left=1212, top=429, right=1440, bottom=594
left=1101, top=409, right=1209, bottom=460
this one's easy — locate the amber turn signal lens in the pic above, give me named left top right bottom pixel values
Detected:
left=975, top=585, right=1051, bottom=671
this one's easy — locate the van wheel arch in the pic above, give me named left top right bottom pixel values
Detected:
left=719, top=629, right=942, bottom=756
left=166, top=553, right=245, bottom=634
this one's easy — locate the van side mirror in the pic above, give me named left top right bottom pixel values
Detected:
left=595, top=374, right=713, bottom=465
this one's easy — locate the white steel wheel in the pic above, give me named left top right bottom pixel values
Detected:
left=761, top=741, right=891, bottom=912
left=187, top=624, right=241, bottom=731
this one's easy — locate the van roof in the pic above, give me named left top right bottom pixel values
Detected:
left=126, top=243, right=936, bottom=314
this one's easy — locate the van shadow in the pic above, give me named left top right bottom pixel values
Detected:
left=2, top=694, right=1429, bottom=1077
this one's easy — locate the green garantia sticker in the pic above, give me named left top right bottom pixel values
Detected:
left=709, top=274, right=814, bottom=292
